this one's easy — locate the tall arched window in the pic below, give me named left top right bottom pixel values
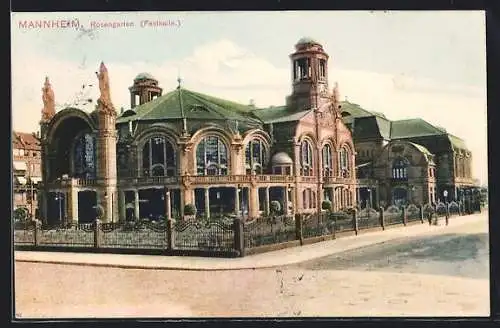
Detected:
left=73, top=133, right=96, bottom=179
left=300, top=140, right=313, bottom=176
left=322, top=144, right=333, bottom=177
left=245, top=138, right=267, bottom=175
left=196, top=135, right=228, bottom=176
left=142, top=136, right=176, bottom=177
left=339, top=146, right=350, bottom=178
left=392, top=157, right=409, bottom=180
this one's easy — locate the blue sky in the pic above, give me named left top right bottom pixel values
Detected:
left=11, top=11, right=487, bottom=185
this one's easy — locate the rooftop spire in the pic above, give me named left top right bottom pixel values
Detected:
left=177, top=73, right=187, bottom=134
left=40, top=76, right=56, bottom=123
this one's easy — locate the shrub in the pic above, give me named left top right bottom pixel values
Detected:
left=322, top=200, right=332, bottom=211
left=270, top=200, right=281, bottom=214
left=184, top=204, right=197, bottom=216
left=95, top=204, right=104, bottom=220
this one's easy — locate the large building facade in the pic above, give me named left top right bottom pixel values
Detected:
left=12, top=131, right=42, bottom=218
left=38, top=38, right=358, bottom=224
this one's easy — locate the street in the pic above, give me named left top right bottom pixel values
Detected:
left=14, top=213, right=489, bottom=318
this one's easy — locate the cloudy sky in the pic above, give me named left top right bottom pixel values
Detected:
left=11, top=11, right=487, bottom=185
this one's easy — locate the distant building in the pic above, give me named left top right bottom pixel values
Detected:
left=341, top=103, right=478, bottom=208
left=12, top=131, right=42, bottom=218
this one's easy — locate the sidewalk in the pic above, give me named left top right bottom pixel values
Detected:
left=15, top=212, right=487, bottom=271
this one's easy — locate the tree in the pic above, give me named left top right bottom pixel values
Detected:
left=184, top=204, right=197, bottom=216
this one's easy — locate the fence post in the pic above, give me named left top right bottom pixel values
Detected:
left=445, top=202, right=450, bottom=226
left=94, top=219, right=101, bottom=248
left=419, top=205, right=424, bottom=224
left=353, top=209, right=358, bottom=235
left=379, top=207, right=385, bottom=230
left=233, top=217, right=245, bottom=257
left=34, top=220, right=41, bottom=247
left=295, top=213, right=304, bottom=245
left=166, top=218, right=174, bottom=251
left=402, top=206, right=407, bottom=226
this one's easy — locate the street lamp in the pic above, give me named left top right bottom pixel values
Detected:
left=443, top=190, right=448, bottom=204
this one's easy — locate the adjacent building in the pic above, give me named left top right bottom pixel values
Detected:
left=341, top=103, right=477, bottom=208
left=12, top=131, right=42, bottom=218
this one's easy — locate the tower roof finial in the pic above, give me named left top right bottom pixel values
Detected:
left=177, top=68, right=182, bottom=89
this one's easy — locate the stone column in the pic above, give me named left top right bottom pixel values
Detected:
left=249, top=186, right=259, bottom=218
left=234, top=186, right=240, bottom=216
left=265, top=186, right=270, bottom=215
left=165, top=189, right=172, bottom=220
left=134, top=189, right=140, bottom=221
left=204, top=187, right=210, bottom=219
left=356, top=187, right=361, bottom=207
left=119, top=190, right=126, bottom=222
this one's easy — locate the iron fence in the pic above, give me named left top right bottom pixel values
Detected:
left=100, top=221, right=168, bottom=249
left=405, top=204, right=421, bottom=222
left=436, top=202, right=447, bottom=217
left=384, top=205, right=403, bottom=226
left=448, top=201, right=460, bottom=216
left=357, top=208, right=380, bottom=230
left=174, top=219, right=235, bottom=252
left=13, top=221, right=36, bottom=245
left=38, top=223, right=94, bottom=247
left=302, top=212, right=335, bottom=238
left=243, top=215, right=296, bottom=248
left=330, top=210, right=355, bottom=233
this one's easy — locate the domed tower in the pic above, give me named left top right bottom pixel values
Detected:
left=129, top=73, right=162, bottom=109
left=287, top=37, right=330, bottom=111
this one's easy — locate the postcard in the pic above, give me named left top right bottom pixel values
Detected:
left=11, top=11, right=489, bottom=319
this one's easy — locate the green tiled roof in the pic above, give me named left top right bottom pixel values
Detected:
left=390, top=118, right=445, bottom=139
left=448, top=134, right=467, bottom=150
left=117, top=88, right=260, bottom=125
left=252, top=105, right=311, bottom=124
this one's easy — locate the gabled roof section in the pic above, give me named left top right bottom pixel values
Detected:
left=390, top=118, right=446, bottom=139
left=116, top=88, right=261, bottom=126
left=13, top=131, right=41, bottom=150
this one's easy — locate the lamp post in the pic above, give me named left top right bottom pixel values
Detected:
left=367, top=188, right=372, bottom=209
left=443, top=190, right=448, bottom=204
left=54, top=192, right=63, bottom=224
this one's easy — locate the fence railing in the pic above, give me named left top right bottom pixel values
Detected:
left=14, top=201, right=476, bottom=257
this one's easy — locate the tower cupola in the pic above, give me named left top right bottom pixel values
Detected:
left=129, top=72, right=162, bottom=108
left=288, top=37, right=330, bottom=111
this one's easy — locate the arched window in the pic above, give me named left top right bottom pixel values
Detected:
left=245, top=138, right=267, bottom=175
left=300, top=140, right=313, bottom=176
left=142, top=136, right=176, bottom=177
left=322, top=144, right=333, bottom=177
left=73, top=133, right=96, bottom=179
left=392, top=157, right=409, bottom=180
left=196, top=136, right=228, bottom=176
left=339, top=146, right=350, bottom=178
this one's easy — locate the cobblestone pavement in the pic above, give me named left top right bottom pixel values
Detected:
left=14, top=215, right=489, bottom=318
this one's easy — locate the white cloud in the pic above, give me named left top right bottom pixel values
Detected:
left=11, top=39, right=487, bottom=185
